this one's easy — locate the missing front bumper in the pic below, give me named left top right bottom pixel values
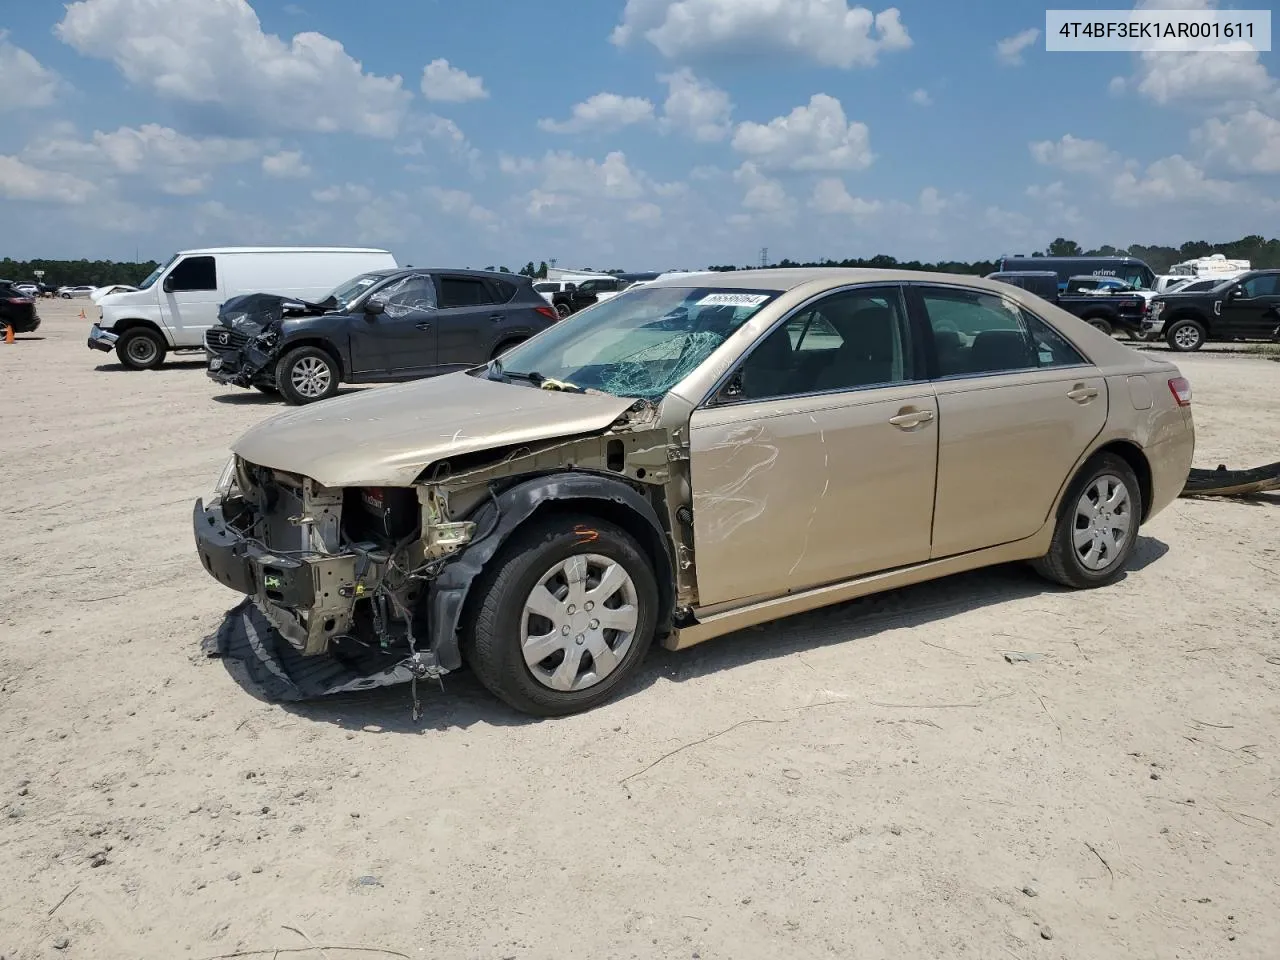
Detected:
left=87, top=324, right=117, bottom=352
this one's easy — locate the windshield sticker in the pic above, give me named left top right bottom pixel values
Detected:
left=695, top=293, right=770, bottom=308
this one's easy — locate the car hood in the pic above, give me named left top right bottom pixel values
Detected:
left=231, top=371, right=638, bottom=488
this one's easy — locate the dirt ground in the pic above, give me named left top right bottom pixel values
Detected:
left=2, top=300, right=1278, bottom=960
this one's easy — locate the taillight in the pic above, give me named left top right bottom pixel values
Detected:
left=1168, top=377, right=1192, bottom=406
left=534, top=305, right=558, bottom=320
left=4, top=297, right=31, bottom=305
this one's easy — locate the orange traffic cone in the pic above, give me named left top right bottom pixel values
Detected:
left=3, top=323, right=13, bottom=344
left=79, top=309, right=86, bottom=320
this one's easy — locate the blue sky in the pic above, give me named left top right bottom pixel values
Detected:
left=1, top=0, right=1277, bottom=270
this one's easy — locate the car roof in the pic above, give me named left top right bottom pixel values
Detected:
left=175, top=246, right=392, bottom=256
left=641, top=267, right=1028, bottom=295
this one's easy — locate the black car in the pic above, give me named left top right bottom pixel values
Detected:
left=205, top=269, right=559, bottom=404
left=985, top=271, right=1147, bottom=337
left=1145, top=270, right=1280, bottom=351
left=0, top=281, right=41, bottom=334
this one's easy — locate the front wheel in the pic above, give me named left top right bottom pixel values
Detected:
left=115, top=328, right=167, bottom=370
left=276, top=346, right=340, bottom=405
left=1032, top=453, right=1141, bottom=589
left=1166, top=318, right=1206, bottom=352
left=466, top=515, right=659, bottom=716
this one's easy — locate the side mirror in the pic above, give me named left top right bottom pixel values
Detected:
left=161, top=275, right=174, bottom=293
left=364, top=298, right=385, bottom=317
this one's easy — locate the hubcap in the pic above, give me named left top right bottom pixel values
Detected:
left=1072, top=474, right=1133, bottom=572
left=1174, top=325, right=1200, bottom=349
left=127, top=337, right=157, bottom=364
left=521, top=553, right=639, bottom=692
left=290, top=356, right=332, bottom=398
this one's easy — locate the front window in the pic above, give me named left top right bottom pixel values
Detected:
left=489, top=286, right=780, bottom=400
left=1240, top=274, right=1279, bottom=297
left=325, top=272, right=390, bottom=309
left=137, top=254, right=178, bottom=291
left=1119, top=265, right=1153, bottom=290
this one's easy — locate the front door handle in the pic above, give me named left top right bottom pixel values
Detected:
left=1067, top=385, right=1099, bottom=402
left=488, top=313, right=504, bottom=322
left=888, top=408, right=935, bottom=429
left=415, top=321, right=432, bottom=331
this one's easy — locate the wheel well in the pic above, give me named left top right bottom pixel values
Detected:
left=1095, top=441, right=1153, bottom=521
left=1164, top=310, right=1209, bottom=331
left=113, top=319, right=168, bottom=342
left=491, top=337, right=526, bottom=359
left=282, top=338, right=344, bottom=378
left=510, top=498, right=677, bottom=633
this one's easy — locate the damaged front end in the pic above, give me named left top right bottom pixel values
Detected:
left=205, top=293, right=331, bottom=389
left=194, top=396, right=689, bottom=712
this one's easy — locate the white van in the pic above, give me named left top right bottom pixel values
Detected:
left=87, top=246, right=397, bottom=369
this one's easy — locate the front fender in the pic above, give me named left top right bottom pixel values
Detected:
left=425, top=472, right=675, bottom=671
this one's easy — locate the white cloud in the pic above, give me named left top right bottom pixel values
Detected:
left=732, top=94, right=873, bottom=171
left=426, top=186, right=497, bottom=225
left=734, top=162, right=791, bottom=214
left=420, top=58, right=488, bottom=102
left=0, top=31, right=63, bottom=111
left=1110, top=154, right=1241, bottom=206
left=1029, top=134, right=1120, bottom=172
left=659, top=68, right=732, bottom=141
left=505, top=150, right=647, bottom=199
left=611, top=0, right=911, bottom=69
left=810, top=177, right=881, bottom=217
left=56, top=0, right=412, bottom=136
left=538, top=93, right=655, bottom=134
left=627, top=202, right=663, bottom=224
left=996, top=28, right=1039, bottom=66
left=311, top=182, right=373, bottom=203
left=26, top=124, right=262, bottom=178
left=262, top=150, right=311, bottom=178
left=1194, top=108, right=1280, bottom=174
left=909, top=88, right=932, bottom=107
left=918, top=186, right=947, bottom=216
left=162, top=175, right=211, bottom=196
left=0, top=156, right=95, bottom=203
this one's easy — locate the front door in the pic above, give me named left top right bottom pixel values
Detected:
left=1222, top=273, right=1280, bottom=339
left=690, top=285, right=938, bottom=607
left=159, top=255, right=222, bottom=344
left=349, top=274, right=438, bottom=376
left=911, top=284, right=1108, bottom=558
left=433, top=274, right=502, bottom=366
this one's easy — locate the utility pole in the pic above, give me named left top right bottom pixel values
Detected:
left=759, top=247, right=768, bottom=269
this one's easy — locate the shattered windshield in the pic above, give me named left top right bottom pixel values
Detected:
left=137, top=254, right=177, bottom=291
left=326, top=271, right=394, bottom=309
left=488, top=286, right=780, bottom=400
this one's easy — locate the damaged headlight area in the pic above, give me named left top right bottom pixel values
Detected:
left=194, top=458, right=477, bottom=713
left=205, top=294, right=325, bottom=389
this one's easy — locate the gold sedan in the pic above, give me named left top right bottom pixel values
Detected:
left=197, top=269, right=1196, bottom=716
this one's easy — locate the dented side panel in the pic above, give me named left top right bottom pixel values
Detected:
left=688, top=385, right=939, bottom=607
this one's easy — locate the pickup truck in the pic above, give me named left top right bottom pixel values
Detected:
left=986, top=271, right=1147, bottom=337
left=1142, top=269, right=1280, bottom=351
left=551, top=272, right=660, bottom=317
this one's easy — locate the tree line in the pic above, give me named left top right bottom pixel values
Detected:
left=6, top=235, right=1278, bottom=287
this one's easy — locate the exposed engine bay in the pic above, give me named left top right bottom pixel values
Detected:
left=204, top=293, right=333, bottom=388
left=195, top=399, right=685, bottom=716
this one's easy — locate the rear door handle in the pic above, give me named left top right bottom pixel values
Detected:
left=415, top=321, right=432, bottom=331
left=1067, top=385, right=1099, bottom=402
left=888, top=409, right=935, bottom=429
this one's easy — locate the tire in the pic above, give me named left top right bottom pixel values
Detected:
left=466, top=514, right=659, bottom=717
left=1084, top=317, right=1113, bottom=336
left=61, top=293, right=71, bottom=299
left=276, top=346, right=339, bottom=405
left=115, top=328, right=167, bottom=370
left=1165, top=318, right=1206, bottom=352
left=555, top=302, right=571, bottom=319
left=491, top=338, right=525, bottom=361
left=1032, top=452, right=1142, bottom=590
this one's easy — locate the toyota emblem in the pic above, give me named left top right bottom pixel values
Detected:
left=216, top=331, right=229, bottom=345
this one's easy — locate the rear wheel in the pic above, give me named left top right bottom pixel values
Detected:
left=1166, top=318, right=1206, bottom=352
left=115, top=328, right=167, bottom=370
left=555, top=302, right=571, bottom=319
left=491, top=338, right=525, bottom=361
left=466, top=515, right=659, bottom=716
left=277, top=346, right=339, bottom=405
left=1084, top=317, right=1113, bottom=336
left=1032, top=453, right=1141, bottom=589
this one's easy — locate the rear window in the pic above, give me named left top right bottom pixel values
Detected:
left=489, top=278, right=518, bottom=303
left=438, top=276, right=498, bottom=308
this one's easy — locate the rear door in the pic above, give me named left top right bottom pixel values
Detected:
left=159, top=255, right=222, bottom=345
left=433, top=274, right=502, bottom=366
left=911, top=283, right=1107, bottom=558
